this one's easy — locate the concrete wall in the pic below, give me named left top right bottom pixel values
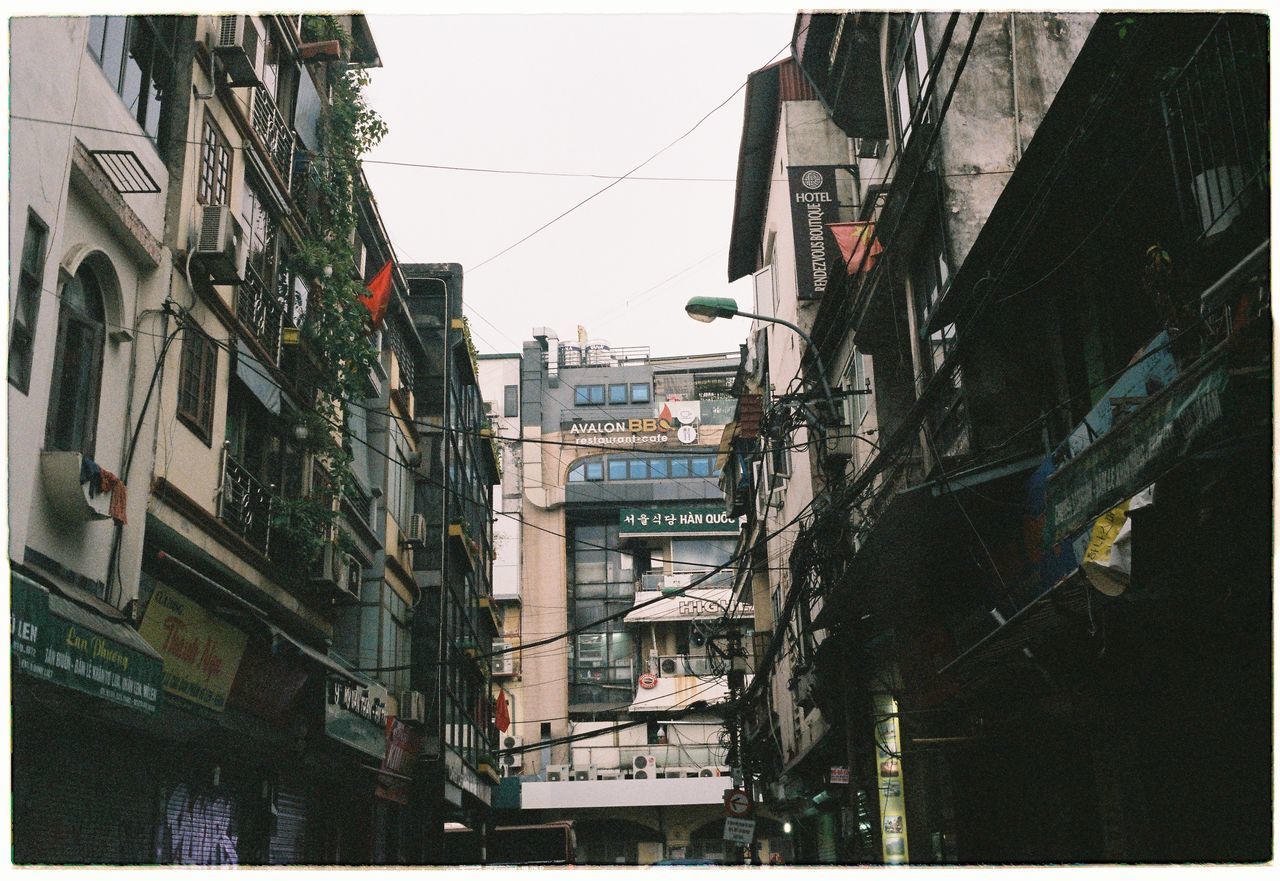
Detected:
left=8, top=17, right=172, bottom=604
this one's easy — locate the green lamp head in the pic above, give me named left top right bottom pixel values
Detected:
left=684, top=296, right=740, bottom=323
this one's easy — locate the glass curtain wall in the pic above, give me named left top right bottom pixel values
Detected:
left=569, top=523, right=635, bottom=711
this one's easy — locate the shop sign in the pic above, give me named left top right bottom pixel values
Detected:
left=325, top=677, right=390, bottom=759
left=444, top=747, right=492, bottom=806
left=619, top=506, right=738, bottom=537
left=139, top=584, right=248, bottom=711
left=565, top=402, right=702, bottom=447
left=873, top=692, right=909, bottom=864
left=10, top=574, right=163, bottom=713
left=723, top=816, right=756, bottom=845
left=787, top=166, right=841, bottom=300
left=375, top=717, right=424, bottom=804
left=829, top=766, right=850, bottom=785
left=1047, top=357, right=1227, bottom=542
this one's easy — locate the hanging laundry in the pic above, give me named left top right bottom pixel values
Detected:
left=79, top=457, right=103, bottom=497
left=97, top=468, right=128, bottom=524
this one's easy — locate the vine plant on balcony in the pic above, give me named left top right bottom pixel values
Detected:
left=270, top=15, right=389, bottom=579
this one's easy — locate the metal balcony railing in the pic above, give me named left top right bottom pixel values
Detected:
left=219, top=448, right=272, bottom=554
left=237, top=263, right=284, bottom=363
left=251, top=85, right=295, bottom=188
left=1161, top=16, right=1268, bottom=245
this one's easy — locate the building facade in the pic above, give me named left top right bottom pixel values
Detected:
left=9, top=14, right=495, bottom=865
left=480, top=329, right=787, bottom=862
left=719, top=11, right=1269, bottom=864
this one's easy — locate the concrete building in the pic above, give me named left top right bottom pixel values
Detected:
left=719, top=10, right=1269, bottom=865
left=9, top=14, right=494, bottom=865
left=482, top=329, right=786, bottom=862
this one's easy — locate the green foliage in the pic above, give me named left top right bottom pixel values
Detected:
left=272, top=15, right=389, bottom=583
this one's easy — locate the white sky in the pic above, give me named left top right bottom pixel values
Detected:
left=360, top=12, right=792, bottom=359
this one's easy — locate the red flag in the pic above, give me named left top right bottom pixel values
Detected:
left=495, top=689, right=511, bottom=733
left=359, top=260, right=394, bottom=328
left=827, top=222, right=883, bottom=275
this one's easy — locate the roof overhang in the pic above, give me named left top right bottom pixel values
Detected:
left=727, top=61, right=784, bottom=282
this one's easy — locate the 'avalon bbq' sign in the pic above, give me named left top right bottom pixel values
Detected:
left=788, top=166, right=841, bottom=300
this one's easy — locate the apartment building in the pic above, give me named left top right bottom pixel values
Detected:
left=9, top=15, right=493, bottom=865
left=478, top=329, right=788, bottom=862
left=719, top=11, right=1268, bottom=864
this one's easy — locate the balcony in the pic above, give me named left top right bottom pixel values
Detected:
left=237, top=263, right=284, bottom=363
left=250, top=85, right=295, bottom=188
left=218, top=449, right=272, bottom=554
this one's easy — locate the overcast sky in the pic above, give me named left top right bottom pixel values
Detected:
left=361, top=13, right=792, bottom=359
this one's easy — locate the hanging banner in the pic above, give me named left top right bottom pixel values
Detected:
left=873, top=691, right=909, bottom=864
left=326, top=677, right=391, bottom=758
left=787, top=166, right=841, bottom=300
left=375, top=717, right=425, bottom=804
left=139, top=583, right=248, bottom=711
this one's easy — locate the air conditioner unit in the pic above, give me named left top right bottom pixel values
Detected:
left=397, top=690, right=426, bottom=725
left=767, top=487, right=786, bottom=510
left=661, top=767, right=695, bottom=779
left=212, top=15, right=263, bottom=87
left=823, top=430, right=856, bottom=464
left=595, top=769, right=623, bottom=781
left=659, top=657, right=678, bottom=676
left=309, top=542, right=342, bottom=588
left=572, top=766, right=596, bottom=782
left=193, top=205, right=246, bottom=284
left=631, top=755, right=659, bottom=779
left=500, top=739, right=523, bottom=771
left=491, top=642, right=515, bottom=675
left=403, top=513, right=428, bottom=548
left=795, top=669, right=818, bottom=711
left=340, top=554, right=362, bottom=600
left=545, top=764, right=570, bottom=782
left=698, top=767, right=719, bottom=778
left=753, top=460, right=772, bottom=520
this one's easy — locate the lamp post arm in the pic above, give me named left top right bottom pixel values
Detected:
left=732, top=309, right=839, bottom=425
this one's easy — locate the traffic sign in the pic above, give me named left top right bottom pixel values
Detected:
left=723, top=817, right=756, bottom=845
left=723, top=788, right=753, bottom=817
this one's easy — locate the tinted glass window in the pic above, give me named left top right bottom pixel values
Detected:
left=671, top=458, right=690, bottom=478
left=627, top=459, right=648, bottom=480
left=630, top=383, right=651, bottom=404
left=692, top=456, right=712, bottom=477
left=608, top=459, right=628, bottom=481
left=608, top=383, right=628, bottom=404
left=649, top=458, right=669, bottom=479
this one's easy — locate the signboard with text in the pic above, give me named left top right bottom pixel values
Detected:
left=723, top=817, right=756, bottom=845
left=619, top=506, right=739, bottom=538
left=325, top=677, right=391, bottom=758
left=139, top=583, right=247, bottom=711
left=788, top=166, right=841, bottom=300
left=11, top=573, right=163, bottom=713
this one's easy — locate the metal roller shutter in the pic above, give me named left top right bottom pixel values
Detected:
left=12, top=721, right=158, bottom=865
left=269, top=780, right=311, bottom=864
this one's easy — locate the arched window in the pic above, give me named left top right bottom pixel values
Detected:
left=44, top=264, right=106, bottom=458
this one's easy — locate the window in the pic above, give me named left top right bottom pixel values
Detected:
left=387, top=422, right=412, bottom=529
left=177, top=322, right=218, bottom=444
left=45, top=263, right=107, bottom=458
left=568, top=459, right=604, bottom=482
left=608, top=383, right=629, bottom=405
left=671, top=458, right=690, bottom=478
left=912, top=223, right=956, bottom=384
left=691, top=456, right=713, bottom=478
left=630, top=383, right=651, bottom=404
left=670, top=538, right=736, bottom=574
left=607, top=459, right=628, bottom=481
left=891, top=15, right=933, bottom=149
left=241, top=174, right=280, bottom=288
left=197, top=112, right=232, bottom=206
left=9, top=211, right=49, bottom=393
left=843, top=350, right=869, bottom=428
left=87, top=16, right=177, bottom=143
left=334, top=579, right=411, bottom=693
left=503, top=384, right=519, bottom=417
left=627, top=459, right=648, bottom=480
left=574, top=384, right=604, bottom=406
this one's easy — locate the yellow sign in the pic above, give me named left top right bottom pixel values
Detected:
left=1083, top=500, right=1130, bottom=564
left=139, top=584, right=248, bottom=711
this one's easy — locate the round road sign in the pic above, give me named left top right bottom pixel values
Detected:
left=724, top=788, right=753, bottom=817
left=638, top=673, right=658, bottom=689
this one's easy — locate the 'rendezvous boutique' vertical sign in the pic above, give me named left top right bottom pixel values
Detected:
left=788, top=166, right=841, bottom=300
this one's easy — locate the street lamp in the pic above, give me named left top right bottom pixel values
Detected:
left=684, top=296, right=838, bottom=423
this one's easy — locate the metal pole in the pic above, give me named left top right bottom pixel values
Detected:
left=730, top=309, right=839, bottom=425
